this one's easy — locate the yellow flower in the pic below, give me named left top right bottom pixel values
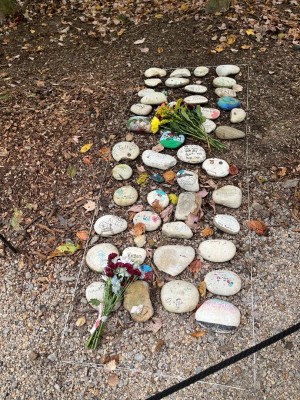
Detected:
left=151, top=116, right=160, bottom=133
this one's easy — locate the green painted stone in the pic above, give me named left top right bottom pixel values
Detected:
left=159, top=131, right=185, bottom=149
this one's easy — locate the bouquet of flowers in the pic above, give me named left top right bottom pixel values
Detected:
left=86, top=253, right=153, bottom=350
left=151, top=99, right=225, bottom=150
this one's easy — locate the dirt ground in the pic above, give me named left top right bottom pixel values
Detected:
left=0, top=2, right=299, bottom=400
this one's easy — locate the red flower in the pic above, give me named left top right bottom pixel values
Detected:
left=104, top=267, right=114, bottom=277
left=133, top=268, right=141, bottom=277
left=108, top=253, right=118, bottom=261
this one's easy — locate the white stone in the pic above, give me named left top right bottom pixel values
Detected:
left=141, top=92, right=167, bottom=105
left=142, top=150, right=177, bottom=170
left=144, top=78, right=162, bottom=87
left=203, top=119, right=216, bottom=133
left=86, top=243, right=119, bottom=272
left=94, top=215, right=127, bottom=236
left=184, top=84, right=207, bottom=94
left=170, top=68, right=191, bottom=78
left=184, top=95, right=208, bottom=105
left=138, top=88, right=155, bottom=97
left=176, top=170, right=199, bottom=192
left=199, top=239, right=236, bottom=262
left=113, top=185, right=138, bottom=206
left=202, top=158, right=229, bottom=178
left=232, top=84, right=243, bottom=92
left=147, top=189, right=169, bottom=209
left=112, top=142, right=140, bottom=161
left=133, top=211, right=161, bottom=231
left=112, top=164, right=133, bottom=180
left=213, top=77, right=236, bottom=88
left=122, top=247, right=146, bottom=265
left=165, top=77, right=190, bottom=88
left=154, top=245, right=195, bottom=276
left=212, top=185, right=242, bottom=208
left=213, top=214, right=240, bottom=235
left=194, top=66, right=209, bottom=77
left=215, top=126, right=246, bottom=140
left=215, top=87, right=236, bottom=98
left=195, top=299, right=240, bottom=332
left=161, top=281, right=199, bottom=313
left=130, top=103, right=152, bottom=116
left=200, top=107, right=220, bottom=120
left=162, top=222, right=193, bottom=239
left=204, top=270, right=241, bottom=296
left=144, top=67, right=167, bottom=78
left=216, top=64, right=240, bottom=77
left=175, top=192, right=201, bottom=220
left=177, top=145, right=206, bottom=164
left=230, top=108, right=246, bottom=123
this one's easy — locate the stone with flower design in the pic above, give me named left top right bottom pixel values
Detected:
left=184, top=84, right=207, bottom=94
left=94, top=215, right=127, bottom=236
left=218, top=96, right=241, bottom=111
left=130, top=103, right=152, bottom=116
left=184, top=95, right=208, bottom=105
left=142, top=150, right=177, bottom=170
left=200, top=107, right=220, bottom=120
left=159, top=131, right=185, bottom=149
left=202, top=158, right=230, bottom=178
left=141, top=92, right=167, bottom=105
left=147, top=189, right=169, bottom=209
left=170, top=68, right=191, bottom=78
left=204, top=270, right=241, bottom=296
left=213, top=77, right=236, bottom=88
left=177, top=145, right=206, bottom=164
left=113, top=185, right=138, bottom=206
left=161, top=280, right=199, bottom=313
left=144, top=67, right=167, bottom=78
left=194, top=66, right=209, bottom=77
left=165, top=77, right=190, bottom=88
left=144, top=78, right=162, bottom=87
left=122, top=247, right=147, bottom=266
left=124, top=281, right=154, bottom=322
left=133, top=211, right=161, bottom=231
left=127, top=116, right=152, bottom=133
left=176, top=170, right=199, bottom=192
left=154, top=245, right=195, bottom=276
left=112, top=141, right=140, bottom=161
left=85, top=243, right=119, bottom=273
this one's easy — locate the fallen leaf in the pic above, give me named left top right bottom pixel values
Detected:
left=163, top=170, right=176, bottom=183
left=67, top=165, right=77, bottom=179
left=125, top=133, right=133, bottom=141
left=71, top=135, right=80, bottom=144
left=189, top=259, right=202, bottom=278
left=0, top=147, right=9, bottom=157
left=136, top=172, right=149, bottom=185
left=198, top=189, right=208, bottom=198
left=246, top=28, right=255, bottom=36
left=35, top=80, right=45, bottom=87
left=80, top=143, right=93, bottom=153
left=201, top=226, right=214, bottom=237
left=152, top=143, right=164, bottom=152
left=130, top=222, right=146, bottom=236
left=83, top=155, right=92, bottom=165
left=241, top=44, right=252, bottom=50
left=155, top=278, right=165, bottom=288
left=155, top=14, right=163, bottom=18
left=128, top=204, right=144, bottom=213
left=229, top=164, right=239, bottom=175
left=160, top=204, right=173, bottom=223
left=206, top=179, right=218, bottom=189
left=215, top=43, right=228, bottom=53
left=75, top=316, right=86, bottom=327
left=227, top=34, right=236, bottom=44
left=140, top=47, right=149, bottom=53
left=185, top=213, right=200, bottom=231
left=137, top=165, right=146, bottom=173
left=144, top=317, right=162, bottom=334
left=181, top=3, right=188, bottom=11
left=105, top=360, right=117, bottom=371
left=151, top=200, right=164, bottom=213
left=76, top=230, right=89, bottom=241
left=117, top=28, right=125, bottom=36
left=247, top=220, right=267, bottom=235
left=277, top=167, right=287, bottom=177
left=190, top=330, right=206, bottom=339
left=152, top=339, right=165, bottom=353
left=83, top=200, right=96, bottom=212
left=168, top=194, right=178, bottom=205
left=98, top=146, right=111, bottom=161
left=48, top=242, right=81, bottom=259
left=10, top=208, right=23, bottom=231
left=198, top=281, right=206, bottom=298
left=157, top=47, right=164, bottom=53
left=107, top=373, right=119, bottom=388
left=134, top=38, right=145, bottom=45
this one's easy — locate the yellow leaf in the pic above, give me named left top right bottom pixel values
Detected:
left=190, top=330, right=206, bottom=339
left=30, top=29, right=35, bottom=34
left=136, top=172, right=149, bottom=185
left=168, top=193, right=178, bottom=205
left=246, top=29, right=255, bottom=36
left=201, top=226, right=214, bottom=237
left=227, top=34, right=236, bottom=45
left=155, top=14, right=163, bottom=19
left=48, top=242, right=81, bottom=259
left=75, top=316, right=86, bottom=327
left=241, top=44, right=251, bottom=50
left=181, top=4, right=188, bottom=11
left=80, top=143, right=93, bottom=153
left=215, top=43, right=227, bottom=53
left=198, top=281, right=206, bottom=298
left=117, top=28, right=125, bottom=36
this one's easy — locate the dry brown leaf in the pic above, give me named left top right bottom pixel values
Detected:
left=160, top=204, right=173, bottom=223
left=198, top=281, right=206, bottom=298
left=130, top=222, right=146, bottom=236
left=152, top=339, right=165, bottom=353
left=163, top=170, right=176, bottom=183
left=201, top=226, right=214, bottom=237
left=151, top=199, right=164, bottom=213
left=128, top=204, right=144, bottom=213
left=227, top=34, right=236, bottom=44
left=190, top=330, right=206, bottom=339
left=241, top=44, right=252, bottom=50
left=152, top=143, right=164, bottom=152
left=76, top=230, right=89, bottom=241
left=206, top=179, right=218, bottom=189
left=247, top=220, right=268, bottom=235
left=144, top=317, right=163, bottom=334
left=83, top=155, right=92, bottom=165
left=99, top=146, right=111, bottom=161
left=75, top=316, right=86, bottom=327
left=229, top=164, right=239, bottom=176
left=189, top=259, right=202, bottom=278
left=83, top=200, right=96, bottom=212
left=155, top=278, right=165, bottom=288
left=105, top=360, right=117, bottom=371
left=107, top=373, right=119, bottom=388
left=185, top=213, right=200, bottom=231
left=277, top=167, right=287, bottom=177
left=137, top=165, right=146, bottom=173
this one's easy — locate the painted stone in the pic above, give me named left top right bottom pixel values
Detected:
left=150, top=173, right=164, bottom=183
left=177, top=145, right=206, bottom=164
left=203, top=119, right=216, bottom=133
left=202, top=158, right=230, bottom=178
left=218, top=96, right=241, bottom=111
left=213, top=214, right=240, bottom=235
left=230, top=108, right=246, bottom=123
left=112, top=164, right=133, bottom=181
left=153, top=245, right=195, bottom=276
left=138, top=88, right=155, bottom=97
left=144, top=67, right=167, bottom=78
left=85, top=243, right=119, bottom=273
left=213, top=77, right=236, bottom=88
left=94, top=215, right=127, bottom=236
left=204, top=270, right=241, bottom=296
left=161, top=280, right=199, bottom=313
left=159, top=131, right=185, bottom=149
left=141, top=92, right=167, bottom=105
left=144, top=78, right=162, bottom=87
left=162, top=221, right=193, bottom=239
left=122, top=247, right=147, bottom=265
left=127, top=116, right=151, bottom=133
left=215, top=88, right=236, bottom=98
left=194, top=66, right=209, bottom=77
left=199, top=239, right=236, bottom=262
left=124, top=281, right=153, bottom=322
left=165, top=77, right=190, bottom=88
left=216, top=64, right=240, bottom=77
left=170, top=68, right=191, bottom=78
left=175, top=192, right=201, bottom=220
left=142, top=150, right=177, bottom=170
left=113, top=185, right=138, bottom=206
left=184, top=95, right=208, bottom=105
left=215, top=126, right=246, bottom=140
left=212, top=185, right=242, bottom=208
left=184, top=84, right=207, bottom=94
left=200, top=107, right=220, bottom=120
left=147, top=189, right=169, bottom=209
left=112, top=141, right=140, bottom=161
left=176, top=170, right=199, bottom=192
left=130, top=103, right=152, bottom=116
left=195, top=299, right=240, bottom=332
left=133, top=211, right=161, bottom=231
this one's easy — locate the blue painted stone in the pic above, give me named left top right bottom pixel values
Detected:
left=159, top=131, right=185, bottom=149
left=217, top=97, right=241, bottom=111
left=150, top=174, right=165, bottom=183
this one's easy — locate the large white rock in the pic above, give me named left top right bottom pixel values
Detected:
left=147, top=189, right=169, bottom=209
left=200, top=107, right=220, bottom=120
left=94, top=215, right=127, bottom=236
left=230, top=108, right=246, bottom=123
left=184, top=84, right=207, bottom=94
left=216, top=64, right=240, bottom=77
left=161, top=280, right=199, bottom=313
left=122, top=247, right=146, bottom=265
left=195, top=299, right=240, bottom=332
left=194, top=66, right=209, bottom=77
left=142, top=150, right=177, bottom=170
left=170, top=68, right=191, bottom=78
left=175, top=192, right=201, bottom=220
left=213, top=77, right=236, bottom=88
left=162, top=221, right=193, bottom=239
left=130, top=103, right=152, bottom=116
left=144, top=67, right=167, bottom=78
left=133, top=211, right=161, bottom=231
left=204, top=270, right=241, bottom=296
left=184, top=95, right=208, bottom=105
left=203, top=119, right=216, bottom=133
left=212, top=185, right=242, bottom=208
left=202, top=158, right=229, bottom=178
left=144, top=78, right=162, bottom=87
left=86, top=281, right=105, bottom=309
left=141, top=92, right=167, bottom=105
left=199, top=239, right=236, bottom=262
left=215, top=126, right=246, bottom=140
left=86, top=243, right=119, bottom=272
left=113, top=185, right=138, bottom=206
left=112, top=142, right=140, bottom=161
left=154, top=245, right=195, bottom=276
left=165, top=77, right=190, bottom=88
left=213, top=214, right=240, bottom=235
left=112, top=164, right=133, bottom=180
left=176, top=170, right=199, bottom=192
left=177, top=145, right=206, bottom=164
left=215, top=87, right=236, bottom=98
left=138, top=88, right=155, bottom=97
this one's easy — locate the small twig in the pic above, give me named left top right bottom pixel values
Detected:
left=0, top=233, right=18, bottom=254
